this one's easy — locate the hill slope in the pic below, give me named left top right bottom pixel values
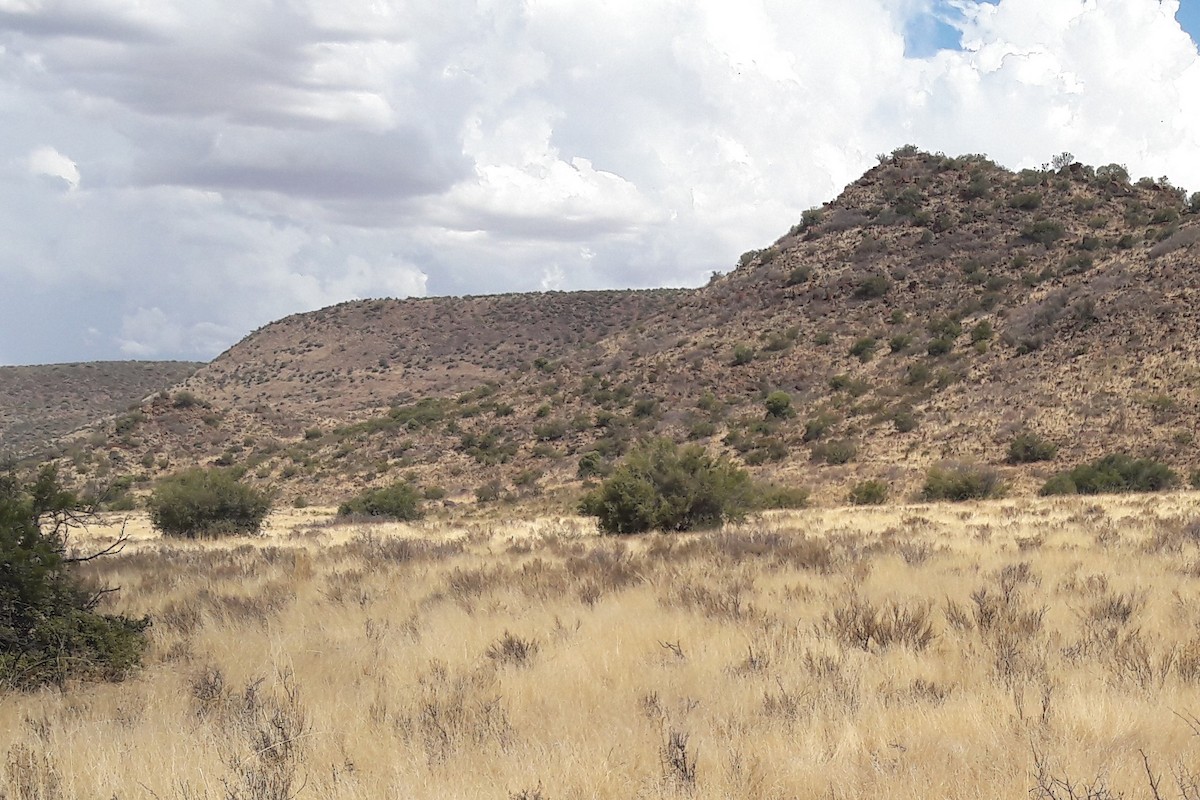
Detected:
left=0, top=361, right=201, bottom=459
left=58, top=150, right=1200, bottom=504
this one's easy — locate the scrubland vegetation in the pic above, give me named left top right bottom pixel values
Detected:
left=6, top=494, right=1200, bottom=798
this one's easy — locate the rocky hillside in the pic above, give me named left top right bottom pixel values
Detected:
left=0, top=361, right=200, bottom=459
left=57, top=149, right=1200, bottom=505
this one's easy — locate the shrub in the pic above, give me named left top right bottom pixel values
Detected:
left=922, top=464, right=1005, bottom=501
left=579, top=439, right=753, bottom=534
left=338, top=481, right=425, bottom=520
left=803, top=413, right=835, bottom=442
left=764, top=391, right=793, bottom=418
left=577, top=451, right=609, bottom=479
left=849, top=480, right=888, bottom=506
left=926, top=337, right=953, bottom=356
left=889, top=334, right=912, bottom=354
left=854, top=274, right=892, bottom=299
left=785, top=265, right=811, bottom=286
left=1007, top=433, right=1058, bottom=464
left=1041, top=454, right=1177, bottom=496
left=849, top=337, right=877, bottom=362
left=1, top=466, right=149, bottom=688
left=731, top=344, right=755, bottom=366
left=811, top=439, right=857, bottom=465
left=970, top=320, right=994, bottom=343
left=752, top=483, right=810, bottom=510
left=475, top=479, right=504, bottom=503
left=1190, top=469, right=1200, bottom=490
left=148, top=468, right=272, bottom=538
left=1021, top=219, right=1066, bottom=245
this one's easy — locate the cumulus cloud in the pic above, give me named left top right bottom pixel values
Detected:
left=0, top=0, right=1198, bottom=364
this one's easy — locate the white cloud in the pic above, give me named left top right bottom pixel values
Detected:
left=1, top=0, right=1198, bottom=364
left=27, top=145, right=78, bottom=189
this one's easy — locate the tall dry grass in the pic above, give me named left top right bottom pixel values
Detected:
left=4, top=495, right=1200, bottom=799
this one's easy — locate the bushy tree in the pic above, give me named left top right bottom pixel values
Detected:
left=338, top=481, right=425, bottom=520
left=1, top=466, right=148, bottom=689
left=580, top=439, right=753, bottom=534
left=148, top=467, right=271, bottom=538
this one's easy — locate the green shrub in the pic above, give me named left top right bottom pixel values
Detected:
left=1009, top=192, right=1042, bottom=210
left=1190, top=469, right=1200, bottom=489
left=803, top=413, right=835, bottom=442
left=854, top=274, right=892, bottom=299
left=811, top=439, right=857, bottom=465
left=889, top=334, right=912, bottom=354
left=849, top=337, right=877, bottom=362
left=764, top=391, right=793, bottom=419
left=731, top=344, right=755, bottom=366
left=577, top=451, right=610, bottom=479
left=785, top=266, right=811, bottom=286
left=579, top=439, right=753, bottom=534
left=1021, top=219, right=1066, bottom=245
left=926, top=337, right=953, bottom=356
left=849, top=480, right=888, bottom=506
left=753, top=483, right=810, bottom=510
left=970, top=320, right=994, bottom=343
left=892, top=410, right=918, bottom=433
left=148, top=468, right=272, bottom=538
left=338, top=481, right=425, bottom=520
left=1041, top=454, right=1177, bottom=496
left=1, top=466, right=149, bottom=688
left=1007, top=433, right=1058, bottom=464
left=921, top=464, right=1005, bottom=502
left=475, top=479, right=504, bottom=503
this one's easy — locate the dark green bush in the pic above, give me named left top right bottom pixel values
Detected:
left=579, top=439, right=753, bottom=534
left=921, top=464, right=1005, bottom=502
left=148, top=468, right=272, bottom=538
left=1041, top=454, right=1177, bottom=496
left=811, top=439, right=857, bottom=465
left=854, top=274, right=892, bottom=299
left=849, top=337, right=877, bottom=362
left=731, top=344, right=756, bottom=366
left=752, top=483, right=810, bottom=510
left=1007, top=433, right=1058, bottom=464
left=1190, top=469, right=1200, bottom=489
left=849, top=480, right=889, bottom=506
left=926, top=337, right=954, bottom=356
left=785, top=266, right=811, bottom=286
left=338, top=481, right=425, bottom=520
left=764, top=391, right=793, bottom=419
left=803, top=413, right=836, bottom=442
left=1, top=466, right=149, bottom=689
left=1021, top=219, right=1066, bottom=245
left=577, top=451, right=609, bottom=479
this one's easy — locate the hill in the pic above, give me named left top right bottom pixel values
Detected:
left=0, top=361, right=201, bottom=459
left=53, top=149, right=1200, bottom=505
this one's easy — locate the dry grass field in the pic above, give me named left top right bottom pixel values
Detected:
left=6, top=494, right=1200, bottom=799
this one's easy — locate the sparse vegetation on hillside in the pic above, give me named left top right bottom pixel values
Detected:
left=42, top=148, right=1200, bottom=506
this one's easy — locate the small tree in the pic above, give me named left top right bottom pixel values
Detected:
left=1, top=466, right=149, bottom=689
left=148, top=468, right=271, bottom=538
left=580, top=439, right=753, bottom=534
left=338, top=481, right=425, bottom=520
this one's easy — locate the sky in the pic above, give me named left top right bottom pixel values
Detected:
left=2, top=0, right=1199, bottom=365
